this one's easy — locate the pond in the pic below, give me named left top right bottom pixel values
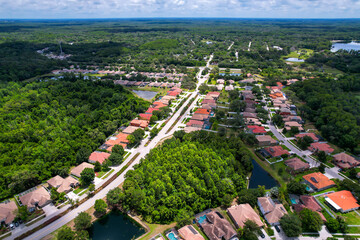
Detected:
left=285, top=58, right=305, bottom=62
left=89, top=210, right=145, bottom=240
left=249, top=160, right=279, bottom=189
left=331, top=41, right=360, bottom=52
left=132, top=90, right=158, bottom=100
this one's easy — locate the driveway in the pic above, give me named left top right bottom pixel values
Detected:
left=42, top=203, right=58, bottom=216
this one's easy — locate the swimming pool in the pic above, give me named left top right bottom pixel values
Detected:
left=198, top=215, right=207, bottom=224
left=290, top=199, right=297, bottom=204
left=167, top=232, right=178, bottom=240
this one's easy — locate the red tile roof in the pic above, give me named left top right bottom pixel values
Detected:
left=89, top=151, right=111, bottom=164
left=326, top=190, right=360, bottom=212
left=333, top=153, right=359, bottom=169
left=300, top=195, right=322, bottom=212
left=130, top=119, right=149, bottom=128
left=248, top=125, right=266, bottom=134
left=186, top=120, right=204, bottom=127
left=139, top=113, right=152, bottom=120
left=195, top=109, right=211, bottom=115
left=303, top=172, right=335, bottom=190
left=295, top=133, right=319, bottom=142
left=145, top=108, right=160, bottom=114
left=264, top=146, right=290, bottom=157
left=284, top=158, right=310, bottom=171
left=308, top=142, right=334, bottom=153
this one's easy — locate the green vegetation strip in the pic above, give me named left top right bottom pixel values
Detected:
left=166, top=97, right=196, bottom=134
left=101, top=169, right=115, bottom=179
left=118, top=153, right=141, bottom=176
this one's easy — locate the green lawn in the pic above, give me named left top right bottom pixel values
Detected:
left=101, top=169, right=115, bottom=179
left=73, top=186, right=86, bottom=194
left=97, top=169, right=110, bottom=178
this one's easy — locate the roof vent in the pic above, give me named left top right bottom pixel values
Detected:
left=310, top=177, right=318, bottom=183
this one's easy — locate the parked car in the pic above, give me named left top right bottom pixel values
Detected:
left=275, top=225, right=281, bottom=233
left=15, top=222, right=19, bottom=227
left=9, top=223, right=15, bottom=229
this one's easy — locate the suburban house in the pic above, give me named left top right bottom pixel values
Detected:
left=217, top=79, right=225, bottom=84
left=257, top=197, right=287, bottom=225
left=242, top=112, right=257, bottom=119
left=295, top=133, right=319, bottom=142
left=89, top=151, right=111, bottom=165
left=284, top=121, right=304, bottom=131
left=178, top=225, right=205, bottom=240
left=263, top=146, right=290, bottom=158
left=102, top=133, right=129, bottom=151
left=200, top=211, right=237, bottom=240
left=0, top=201, right=17, bottom=225
left=225, top=85, right=234, bottom=91
left=122, top=126, right=140, bottom=135
left=292, top=195, right=326, bottom=221
left=302, top=172, right=335, bottom=191
left=139, top=113, right=152, bottom=121
left=247, top=125, right=266, bottom=134
left=191, top=113, right=210, bottom=121
left=227, top=204, right=264, bottom=229
left=186, top=120, right=204, bottom=129
left=207, top=92, right=221, bottom=100
left=130, top=119, right=149, bottom=128
left=245, top=118, right=262, bottom=126
left=71, top=162, right=95, bottom=178
left=184, top=126, right=202, bottom=133
left=308, top=142, right=334, bottom=154
left=279, top=107, right=291, bottom=116
left=19, top=187, right=51, bottom=211
left=325, top=190, right=360, bottom=213
left=47, top=175, right=79, bottom=193
left=284, top=158, right=310, bottom=173
left=244, top=108, right=256, bottom=113
left=283, top=116, right=303, bottom=123
left=333, top=152, right=359, bottom=169
left=195, top=109, right=211, bottom=116
left=256, top=135, right=277, bottom=146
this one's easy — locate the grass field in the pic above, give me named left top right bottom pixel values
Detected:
left=283, top=49, right=314, bottom=60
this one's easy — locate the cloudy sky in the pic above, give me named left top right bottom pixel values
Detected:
left=0, top=0, right=359, bottom=18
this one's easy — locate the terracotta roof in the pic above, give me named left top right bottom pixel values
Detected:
left=71, top=162, right=94, bottom=177
left=195, top=109, right=211, bottom=115
left=295, top=133, right=319, bottom=142
left=89, top=151, right=111, bottom=164
left=300, top=195, right=322, bottom=212
left=326, top=190, right=360, bottom=212
left=122, top=126, right=140, bottom=135
left=19, top=187, right=51, bottom=209
left=303, top=172, right=335, bottom=190
left=207, top=92, right=220, bottom=97
left=201, top=211, right=237, bottom=240
left=153, top=102, right=168, bottom=108
left=265, top=204, right=287, bottom=224
left=333, top=153, right=359, bottom=169
left=192, top=114, right=209, bottom=121
left=308, top=142, right=334, bottom=153
left=47, top=175, right=65, bottom=188
left=256, top=135, right=277, bottom=144
left=57, top=176, right=79, bottom=193
left=202, top=99, right=216, bottom=104
left=145, top=108, right=160, bottom=114
left=130, top=119, right=149, bottom=128
left=0, top=201, right=17, bottom=224
left=264, top=146, right=289, bottom=157
left=284, top=158, right=310, bottom=171
left=178, top=225, right=205, bottom=240
left=242, top=112, right=257, bottom=118
left=186, top=120, right=204, bottom=127
left=227, top=204, right=264, bottom=228
left=248, top=125, right=266, bottom=134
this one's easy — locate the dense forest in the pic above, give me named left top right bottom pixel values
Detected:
left=290, top=75, right=360, bottom=153
left=120, top=131, right=253, bottom=223
left=0, top=76, right=149, bottom=199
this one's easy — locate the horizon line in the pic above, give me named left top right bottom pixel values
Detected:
left=1, top=17, right=360, bottom=20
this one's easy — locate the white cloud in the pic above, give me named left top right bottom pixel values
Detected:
left=0, top=0, right=359, bottom=18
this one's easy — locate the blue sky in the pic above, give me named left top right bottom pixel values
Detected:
left=0, top=0, right=359, bottom=18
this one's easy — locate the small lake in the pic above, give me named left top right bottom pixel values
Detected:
left=132, top=90, right=158, bottom=100
left=89, top=210, right=145, bottom=240
left=331, top=41, right=360, bottom=52
left=285, top=58, right=305, bottom=62
left=249, top=160, right=279, bottom=189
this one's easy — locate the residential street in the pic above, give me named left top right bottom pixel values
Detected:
left=17, top=56, right=213, bottom=240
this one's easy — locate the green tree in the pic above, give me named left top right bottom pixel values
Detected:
left=109, top=153, right=123, bottom=166
left=318, top=151, right=327, bottom=163
left=287, top=180, right=307, bottom=195
left=16, top=205, right=29, bottom=221
left=272, top=114, right=284, bottom=127
left=57, top=226, right=75, bottom=240
left=280, top=214, right=302, bottom=237
left=88, top=183, right=95, bottom=193
left=94, top=161, right=101, bottom=172
left=337, top=216, right=349, bottom=233
left=74, top=212, right=92, bottom=231
left=150, top=127, right=160, bottom=138
left=319, top=163, right=326, bottom=173
left=51, top=187, right=60, bottom=201
left=106, top=187, right=123, bottom=207
left=230, top=99, right=246, bottom=112
left=326, top=218, right=339, bottom=232
left=80, top=168, right=95, bottom=186
left=299, top=208, right=323, bottom=232
left=112, top=144, right=125, bottom=156
left=102, top=159, right=112, bottom=171
left=75, top=230, right=89, bottom=240
left=150, top=115, right=158, bottom=124
left=290, top=126, right=300, bottom=136
left=244, top=220, right=261, bottom=234
left=76, top=147, right=91, bottom=165
left=94, top=199, right=107, bottom=215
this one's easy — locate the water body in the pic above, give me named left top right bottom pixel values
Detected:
left=285, top=58, right=305, bottom=62
left=89, top=210, right=145, bottom=240
left=331, top=41, right=360, bottom=52
left=249, top=160, right=279, bottom=189
left=132, top=90, right=157, bottom=100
